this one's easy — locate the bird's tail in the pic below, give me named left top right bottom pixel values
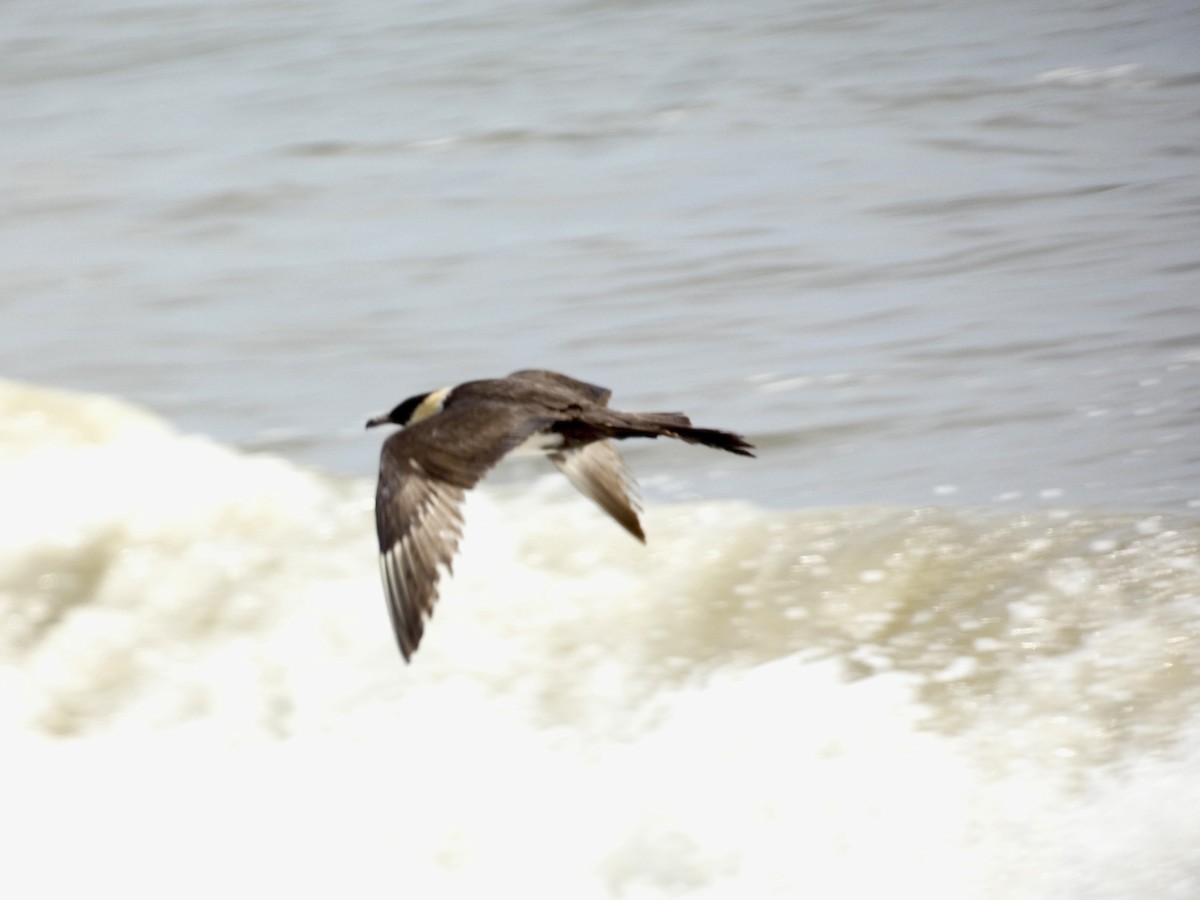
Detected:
left=611, top=412, right=756, bottom=457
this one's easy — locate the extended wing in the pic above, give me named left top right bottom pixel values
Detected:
left=374, top=404, right=547, bottom=660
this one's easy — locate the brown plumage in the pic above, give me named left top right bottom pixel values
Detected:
left=366, top=369, right=754, bottom=661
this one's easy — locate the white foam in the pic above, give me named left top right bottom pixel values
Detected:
left=3, top=380, right=1200, bottom=898
left=1034, top=64, right=1151, bottom=88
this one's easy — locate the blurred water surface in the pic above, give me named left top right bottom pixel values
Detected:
left=3, top=0, right=1198, bottom=509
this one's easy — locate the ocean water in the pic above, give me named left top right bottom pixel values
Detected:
left=3, top=0, right=1200, bottom=896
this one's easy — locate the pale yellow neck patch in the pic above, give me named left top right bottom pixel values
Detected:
left=410, top=386, right=451, bottom=424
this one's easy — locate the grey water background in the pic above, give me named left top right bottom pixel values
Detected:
left=2, top=0, right=1198, bottom=511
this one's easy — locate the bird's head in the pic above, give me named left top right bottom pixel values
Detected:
left=365, top=387, right=450, bottom=429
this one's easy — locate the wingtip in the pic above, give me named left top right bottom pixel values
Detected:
left=396, top=631, right=419, bottom=664
left=393, top=625, right=416, bottom=663
left=627, top=516, right=647, bottom=543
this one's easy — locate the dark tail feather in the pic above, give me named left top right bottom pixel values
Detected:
left=620, top=413, right=756, bottom=458
left=666, top=424, right=756, bottom=457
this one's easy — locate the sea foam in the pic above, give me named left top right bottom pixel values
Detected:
left=2, top=379, right=1199, bottom=899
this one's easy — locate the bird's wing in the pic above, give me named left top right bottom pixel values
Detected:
left=375, top=404, right=548, bottom=661
left=505, top=369, right=612, bottom=406
left=549, top=439, right=645, bottom=542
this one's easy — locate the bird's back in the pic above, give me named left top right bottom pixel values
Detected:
left=446, top=370, right=612, bottom=414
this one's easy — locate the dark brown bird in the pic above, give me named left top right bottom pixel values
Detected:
left=365, top=369, right=755, bottom=661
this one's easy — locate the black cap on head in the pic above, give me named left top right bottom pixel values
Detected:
left=366, top=392, right=429, bottom=429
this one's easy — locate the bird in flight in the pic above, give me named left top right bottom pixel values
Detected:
left=366, top=369, right=755, bottom=661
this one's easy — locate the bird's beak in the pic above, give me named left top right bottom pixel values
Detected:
left=365, top=413, right=390, bottom=429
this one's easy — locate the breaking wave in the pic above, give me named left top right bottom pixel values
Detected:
left=2, top=379, right=1198, bottom=898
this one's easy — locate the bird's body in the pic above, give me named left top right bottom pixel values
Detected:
left=366, top=369, right=754, bottom=661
